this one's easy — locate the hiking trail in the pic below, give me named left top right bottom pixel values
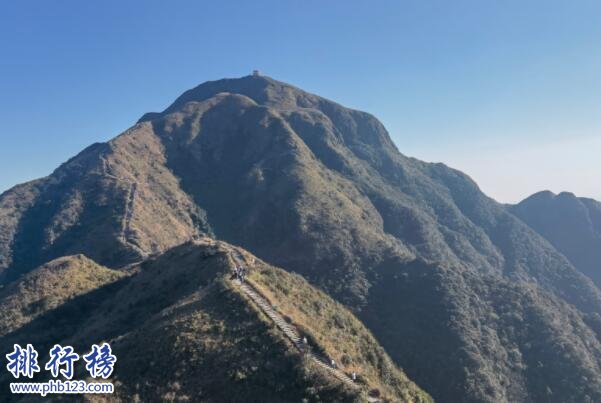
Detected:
left=229, top=249, right=381, bottom=402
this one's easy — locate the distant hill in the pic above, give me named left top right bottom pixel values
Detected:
left=0, top=240, right=430, bottom=402
left=511, top=191, right=601, bottom=287
left=1, top=74, right=601, bottom=401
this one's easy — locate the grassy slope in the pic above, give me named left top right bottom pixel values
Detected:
left=107, top=278, right=359, bottom=402
left=237, top=249, right=431, bottom=403
left=1, top=240, right=429, bottom=402
left=0, top=254, right=125, bottom=337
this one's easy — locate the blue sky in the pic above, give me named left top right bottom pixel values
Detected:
left=1, top=1, right=599, bottom=202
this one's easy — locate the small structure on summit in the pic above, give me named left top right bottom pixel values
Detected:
left=252, top=69, right=261, bottom=76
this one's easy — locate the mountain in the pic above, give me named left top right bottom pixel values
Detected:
left=0, top=239, right=430, bottom=402
left=511, top=191, right=601, bottom=287
left=2, top=74, right=601, bottom=402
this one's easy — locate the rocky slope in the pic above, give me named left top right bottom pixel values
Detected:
left=1, top=74, right=601, bottom=401
left=511, top=191, right=601, bottom=288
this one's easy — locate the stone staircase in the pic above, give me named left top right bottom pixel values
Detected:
left=238, top=281, right=358, bottom=389
left=229, top=250, right=383, bottom=402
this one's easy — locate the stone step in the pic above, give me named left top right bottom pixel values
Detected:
left=235, top=267, right=360, bottom=391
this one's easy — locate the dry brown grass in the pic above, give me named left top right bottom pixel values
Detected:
left=232, top=248, right=431, bottom=403
left=0, top=254, right=125, bottom=337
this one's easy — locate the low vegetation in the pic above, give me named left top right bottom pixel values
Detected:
left=0, top=254, right=125, bottom=337
left=243, top=250, right=431, bottom=402
left=1, top=240, right=429, bottom=402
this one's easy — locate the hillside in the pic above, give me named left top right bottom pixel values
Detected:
left=2, top=74, right=601, bottom=401
left=0, top=254, right=125, bottom=337
left=0, top=239, right=430, bottom=402
left=511, top=191, right=601, bottom=287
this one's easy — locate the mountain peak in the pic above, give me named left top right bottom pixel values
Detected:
left=138, top=74, right=398, bottom=155
left=160, top=74, right=305, bottom=116
left=557, top=191, right=577, bottom=199
left=138, top=74, right=279, bottom=122
left=522, top=190, right=556, bottom=202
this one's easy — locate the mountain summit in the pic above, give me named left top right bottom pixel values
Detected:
left=2, top=75, right=601, bottom=402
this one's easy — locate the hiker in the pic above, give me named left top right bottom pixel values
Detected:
left=302, top=336, right=308, bottom=345
left=352, top=372, right=357, bottom=382
left=331, top=359, right=336, bottom=369
left=235, top=266, right=244, bottom=282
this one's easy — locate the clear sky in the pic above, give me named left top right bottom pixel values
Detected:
left=1, top=1, right=599, bottom=203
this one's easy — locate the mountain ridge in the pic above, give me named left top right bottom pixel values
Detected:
left=0, top=239, right=431, bottom=402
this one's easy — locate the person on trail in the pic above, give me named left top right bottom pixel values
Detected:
left=331, top=359, right=336, bottom=369
left=299, top=336, right=309, bottom=353
left=235, top=266, right=244, bottom=282
left=352, top=372, right=357, bottom=382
